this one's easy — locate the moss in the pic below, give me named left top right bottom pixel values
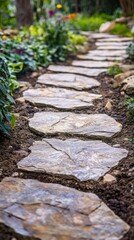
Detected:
left=110, top=23, right=134, bottom=37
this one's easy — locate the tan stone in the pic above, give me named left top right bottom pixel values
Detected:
left=0, top=177, right=129, bottom=240
left=18, top=139, right=128, bottom=181
left=99, top=21, right=115, bottom=33
left=23, top=88, right=102, bottom=110
left=16, top=97, right=25, bottom=103
left=122, top=75, right=134, bottom=94
left=105, top=100, right=113, bottom=111
left=96, top=42, right=130, bottom=47
left=114, top=71, right=134, bottom=85
left=29, top=112, right=122, bottom=138
left=38, top=73, right=100, bottom=90
left=48, top=65, right=107, bottom=77
left=72, top=60, right=115, bottom=68
left=103, top=174, right=117, bottom=183
left=97, top=45, right=127, bottom=50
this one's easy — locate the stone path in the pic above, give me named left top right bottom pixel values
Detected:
left=0, top=33, right=132, bottom=239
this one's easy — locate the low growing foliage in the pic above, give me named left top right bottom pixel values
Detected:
left=108, top=64, right=123, bottom=76
left=126, top=42, right=134, bottom=60
left=0, top=58, right=20, bottom=135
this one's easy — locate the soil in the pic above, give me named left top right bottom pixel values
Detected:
left=0, top=58, right=134, bottom=239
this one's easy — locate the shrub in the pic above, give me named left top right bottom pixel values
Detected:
left=110, top=23, right=133, bottom=37
left=76, top=14, right=112, bottom=31
left=0, top=58, right=19, bottom=135
left=126, top=42, right=134, bottom=60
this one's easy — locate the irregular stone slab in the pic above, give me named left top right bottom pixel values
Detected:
left=96, top=41, right=129, bottom=47
left=88, top=50, right=126, bottom=57
left=89, top=33, right=118, bottom=39
left=77, top=54, right=124, bottom=61
left=23, top=88, right=102, bottom=110
left=38, top=73, right=100, bottom=90
left=48, top=65, right=107, bottom=77
left=72, top=60, right=115, bottom=68
left=18, top=139, right=128, bottom=181
left=97, top=45, right=127, bottom=50
left=0, top=177, right=129, bottom=240
left=29, top=112, right=122, bottom=138
left=98, top=37, right=133, bottom=42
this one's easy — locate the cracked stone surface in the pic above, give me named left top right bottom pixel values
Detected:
left=88, top=50, right=126, bottom=57
left=29, top=112, right=122, bottom=138
left=0, top=177, right=129, bottom=240
left=77, top=54, right=124, bottom=61
left=72, top=60, right=115, bottom=68
left=23, top=88, right=102, bottom=110
left=37, top=73, right=100, bottom=90
left=48, top=65, right=107, bottom=77
left=18, top=139, right=128, bottom=181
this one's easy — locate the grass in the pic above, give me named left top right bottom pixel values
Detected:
left=110, top=23, right=134, bottom=37
left=76, top=14, right=113, bottom=32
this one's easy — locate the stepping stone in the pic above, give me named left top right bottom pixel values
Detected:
left=97, top=45, right=127, bottom=50
left=98, top=37, right=133, bottom=42
left=38, top=73, right=100, bottom=90
left=48, top=65, right=107, bottom=77
left=72, top=60, right=115, bottom=68
left=29, top=112, right=122, bottom=138
left=88, top=50, right=126, bottom=57
left=18, top=139, right=128, bottom=181
left=96, top=42, right=129, bottom=47
left=0, top=177, right=129, bottom=240
left=77, top=54, right=124, bottom=61
left=90, top=33, right=118, bottom=39
left=23, top=88, right=102, bottom=110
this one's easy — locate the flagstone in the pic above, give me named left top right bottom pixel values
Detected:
left=97, top=45, right=127, bottom=50
left=96, top=41, right=129, bottom=47
left=72, top=60, right=115, bottom=68
left=29, top=112, right=122, bottom=138
left=88, top=50, right=126, bottom=57
left=48, top=65, right=107, bottom=77
left=18, top=139, right=128, bottom=181
left=0, top=177, right=129, bottom=240
left=37, top=73, right=100, bottom=90
left=98, top=37, right=133, bottom=42
left=77, top=54, right=124, bottom=61
left=23, top=88, right=102, bottom=110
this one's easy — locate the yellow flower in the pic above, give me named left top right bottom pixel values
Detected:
left=2, top=35, right=7, bottom=40
left=56, top=4, right=62, bottom=9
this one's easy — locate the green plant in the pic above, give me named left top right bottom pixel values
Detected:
left=0, top=58, right=20, bottom=135
left=76, top=14, right=112, bottom=32
left=108, top=64, right=123, bottom=76
left=126, top=42, right=134, bottom=60
left=110, top=23, right=133, bottom=37
left=68, top=32, right=87, bottom=45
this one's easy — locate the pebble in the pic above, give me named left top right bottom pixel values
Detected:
left=103, top=174, right=117, bottom=183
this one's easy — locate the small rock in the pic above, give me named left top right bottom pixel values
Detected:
left=12, top=172, right=19, bottom=177
left=0, top=169, right=3, bottom=176
left=115, top=17, right=130, bottom=24
left=13, top=150, right=28, bottom=158
left=11, top=238, right=17, bottom=240
left=103, top=174, right=117, bottom=183
left=124, top=138, right=129, bottom=141
left=14, top=113, right=20, bottom=118
left=120, top=91, right=125, bottom=95
left=113, top=144, right=120, bottom=147
left=105, top=100, right=113, bottom=111
left=122, top=75, right=134, bottom=95
left=31, top=72, right=39, bottom=78
left=16, top=97, right=25, bottom=103
left=112, top=170, right=120, bottom=176
left=99, top=21, right=115, bottom=33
